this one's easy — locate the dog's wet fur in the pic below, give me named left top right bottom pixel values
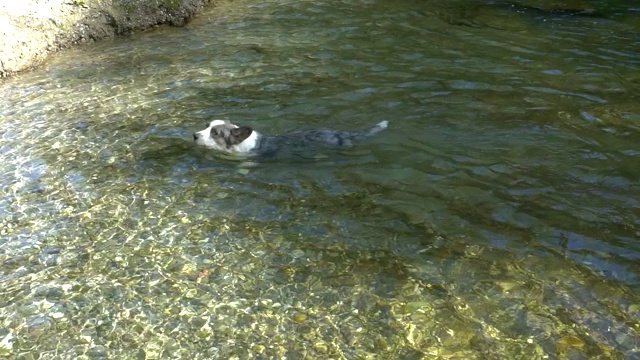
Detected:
left=193, top=120, right=388, bottom=158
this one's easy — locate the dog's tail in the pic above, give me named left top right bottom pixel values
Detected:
left=366, top=120, right=389, bottom=137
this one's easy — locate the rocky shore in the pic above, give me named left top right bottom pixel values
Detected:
left=0, top=0, right=213, bottom=78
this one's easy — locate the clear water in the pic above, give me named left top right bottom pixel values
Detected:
left=1, top=0, right=639, bottom=358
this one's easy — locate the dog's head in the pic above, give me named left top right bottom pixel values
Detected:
left=193, top=120, right=259, bottom=154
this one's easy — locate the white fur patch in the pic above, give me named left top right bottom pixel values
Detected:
left=208, top=120, right=229, bottom=127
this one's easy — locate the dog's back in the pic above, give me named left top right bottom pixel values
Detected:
left=254, top=121, right=388, bottom=157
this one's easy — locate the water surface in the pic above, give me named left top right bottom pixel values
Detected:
left=1, top=0, right=639, bottom=358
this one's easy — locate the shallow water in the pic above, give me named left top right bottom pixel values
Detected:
left=1, top=0, right=639, bottom=358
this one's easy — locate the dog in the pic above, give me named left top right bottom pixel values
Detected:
left=193, top=120, right=388, bottom=158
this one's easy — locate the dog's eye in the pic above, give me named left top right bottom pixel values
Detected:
left=210, top=129, right=218, bottom=136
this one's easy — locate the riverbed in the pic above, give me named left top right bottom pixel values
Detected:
left=1, top=0, right=639, bottom=358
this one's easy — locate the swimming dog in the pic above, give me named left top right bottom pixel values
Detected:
left=193, top=120, right=388, bottom=157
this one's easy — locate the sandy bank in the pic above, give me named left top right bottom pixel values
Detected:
left=0, top=0, right=213, bottom=78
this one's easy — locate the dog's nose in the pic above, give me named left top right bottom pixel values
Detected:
left=193, top=133, right=198, bottom=141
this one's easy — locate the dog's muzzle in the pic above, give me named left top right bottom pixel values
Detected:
left=193, top=133, right=199, bottom=141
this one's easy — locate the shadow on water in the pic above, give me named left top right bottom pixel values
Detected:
left=1, top=0, right=640, bottom=358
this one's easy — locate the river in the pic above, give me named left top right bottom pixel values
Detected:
left=1, top=0, right=639, bottom=358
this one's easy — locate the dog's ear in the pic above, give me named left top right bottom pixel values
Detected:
left=228, top=126, right=253, bottom=145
